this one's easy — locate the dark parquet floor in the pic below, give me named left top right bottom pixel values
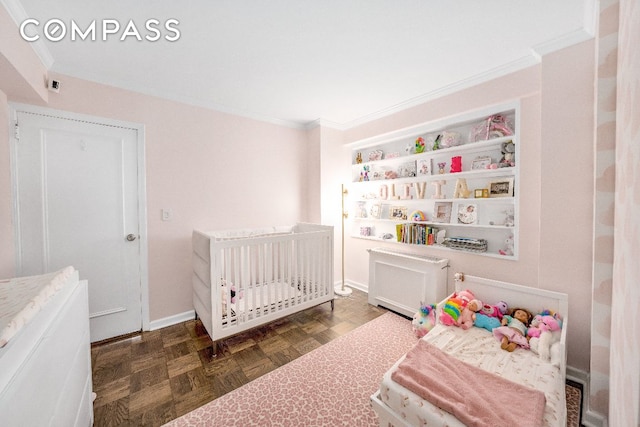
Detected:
left=91, top=289, right=385, bottom=427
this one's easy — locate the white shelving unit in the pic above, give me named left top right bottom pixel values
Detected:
left=348, top=104, right=519, bottom=259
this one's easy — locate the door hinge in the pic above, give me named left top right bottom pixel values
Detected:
left=13, top=121, right=19, bottom=141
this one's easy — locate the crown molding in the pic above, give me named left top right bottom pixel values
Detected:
left=0, top=0, right=54, bottom=69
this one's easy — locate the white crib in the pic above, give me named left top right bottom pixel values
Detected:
left=192, top=223, right=334, bottom=345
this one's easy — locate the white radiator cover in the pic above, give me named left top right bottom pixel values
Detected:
left=367, top=248, right=449, bottom=318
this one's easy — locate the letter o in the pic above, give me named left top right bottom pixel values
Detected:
left=44, top=19, right=67, bottom=42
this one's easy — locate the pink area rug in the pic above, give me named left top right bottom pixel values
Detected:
left=164, top=312, right=416, bottom=426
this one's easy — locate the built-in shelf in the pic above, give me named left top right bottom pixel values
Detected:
left=348, top=104, right=519, bottom=259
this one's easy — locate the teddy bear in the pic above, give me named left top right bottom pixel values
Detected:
left=412, top=303, right=436, bottom=338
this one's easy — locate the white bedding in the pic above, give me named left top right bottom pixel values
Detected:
left=223, top=280, right=308, bottom=323
left=0, top=266, right=77, bottom=347
left=379, top=324, right=566, bottom=427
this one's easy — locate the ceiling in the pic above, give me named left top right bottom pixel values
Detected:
left=7, top=0, right=594, bottom=128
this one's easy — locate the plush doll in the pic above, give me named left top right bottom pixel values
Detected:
left=439, top=290, right=474, bottom=326
left=526, top=313, right=562, bottom=338
left=479, top=301, right=508, bottom=320
left=457, top=299, right=482, bottom=330
left=528, top=312, right=563, bottom=363
left=456, top=289, right=476, bottom=306
left=473, top=313, right=502, bottom=332
left=412, top=303, right=436, bottom=338
left=492, top=307, right=533, bottom=352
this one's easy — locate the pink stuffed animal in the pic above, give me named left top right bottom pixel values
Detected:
left=527, top=314, right=562, bottom=338
left=480, top=301, right=508, bottom=320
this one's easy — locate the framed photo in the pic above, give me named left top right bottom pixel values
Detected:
left=433, top=202, right=452, bottom=223
left=457, top=203, right=478, bottom=224
left=370, top=203, right=381, bottom=219
left=389, top=206, right=407, bottom=220
left=488, top=178, right=515, bottom=198
left=471, top=156, right=492, bottom=170
left=417, top=159, right=432, bottom=176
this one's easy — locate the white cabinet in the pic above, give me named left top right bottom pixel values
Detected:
left=349, top=105, right=519, bottom=259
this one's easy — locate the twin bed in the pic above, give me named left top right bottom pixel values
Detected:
left=371, top=273, right=569, bottom=427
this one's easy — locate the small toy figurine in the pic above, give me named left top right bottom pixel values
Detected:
left=492, top=307, right=533, bottom=352
left=432, top=134, right=442, bottom=150
left=355, top=152, right=363, bottom=164
left=437, top=162, right=447, bottom=174
left=415, top=137, right=426, bottom=154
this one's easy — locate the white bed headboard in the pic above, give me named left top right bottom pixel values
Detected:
left=454, top=273, right=568, bottom=318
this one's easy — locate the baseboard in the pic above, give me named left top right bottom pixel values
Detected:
left=334, top=280, right=368, bottom=293
left=566, top=366, right=608, bottom=427
left=149, top=310, right=195, bottom=331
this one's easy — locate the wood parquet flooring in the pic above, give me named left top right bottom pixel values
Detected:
left=91, top=289, right=385, bottom=427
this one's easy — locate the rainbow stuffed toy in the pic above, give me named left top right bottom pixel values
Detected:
left=440, top=295, right=464, bottom=326
left=439, top=290, right=476, bottom=326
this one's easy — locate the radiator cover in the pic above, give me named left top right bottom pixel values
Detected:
left=367, top=248, right=448, bottom=318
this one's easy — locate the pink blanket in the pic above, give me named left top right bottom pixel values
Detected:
left=391, top=340, right=546, bottom=427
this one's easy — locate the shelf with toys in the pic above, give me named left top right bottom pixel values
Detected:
left=348, top=105, right=519, bottom=259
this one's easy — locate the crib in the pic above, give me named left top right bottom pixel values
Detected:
left=192, top=223, right=334, bottom=345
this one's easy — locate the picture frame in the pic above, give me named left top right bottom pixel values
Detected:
left=471, top=156, right=492, bottom=170
left=433, top=202, right=452, bottom=223
left=474, top=189, right=484, bottom=198
left=457, top=203, right=478, bottom=224
left=417, top=159, right=432, bottom=176
left=389, top=206, right=407, bottom=220
left=488, top=178, right=515, bottom=198
left=370, top=203, right=381, bottom=219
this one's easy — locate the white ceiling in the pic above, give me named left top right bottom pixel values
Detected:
left=7, top=0, right=594, bottom=128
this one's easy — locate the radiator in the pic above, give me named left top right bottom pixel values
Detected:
left=367, top=248, right=449, bottom=318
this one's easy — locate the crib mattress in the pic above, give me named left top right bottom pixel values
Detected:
left=224, top=280, right=311, bottom=324
left=0, top=267, right=78, bottom=348
left=379, top=324, right=566, bottom=427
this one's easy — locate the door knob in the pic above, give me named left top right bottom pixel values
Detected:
left=126, top=234, right=137, bottom=242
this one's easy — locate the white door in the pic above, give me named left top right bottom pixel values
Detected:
left=12, top=108, right=146, bottom=342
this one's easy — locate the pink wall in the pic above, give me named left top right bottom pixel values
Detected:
left=0, top=37, right=310, bottom=323
left=333, top=42, right=597, bottom=371
left=37, top=75, right=309, bottom=321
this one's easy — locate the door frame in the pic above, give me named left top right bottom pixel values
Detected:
left=8, top=102, right=150, bottom=333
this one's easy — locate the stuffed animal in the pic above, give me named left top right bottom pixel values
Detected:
left=439, top=290, right=475, bottom=326
left=412, top=303, right=436, bottom=338
left=457, top=299, right=482, bottom=330
left=474, top=313, right=502, bottom=332
left=527, top=314, right=562, bottom=338
left=479, top=301, right=508, bottom=320
left=456, top=290, right=476, bottom=306
left=529, top=330, right=562, bottom=364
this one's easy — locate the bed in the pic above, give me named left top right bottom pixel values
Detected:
left=192, top=223, right=334, bottom=346
left=0, top=267, right=93, bottom=426
left=371, top=273, right=568, bottom=427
